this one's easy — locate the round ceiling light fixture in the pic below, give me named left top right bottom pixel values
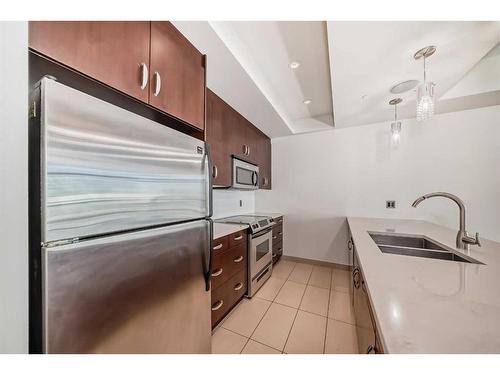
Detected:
left=303, top=99, right=312, bottom=105
left=390, top=80, right=420, bottom=94
left=289, top=61, right=301, bottom=69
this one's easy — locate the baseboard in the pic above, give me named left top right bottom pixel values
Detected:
left=282, top=255, right=350, bottom=270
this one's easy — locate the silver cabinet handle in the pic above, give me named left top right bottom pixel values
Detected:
left=263, top=177, right=268, bottom=186
left=366, top=345, right=375, bottom=354
left=273, top=236, right=277, bottom=239
left=278, top=232, right=282, bottom=235
left=234, top=283, right=243, bottom=291
left=234, top=235, right=243, bottom=241
left=140, top=63, right=149, bottom=90
left=247, top=145, right=251, bottom=156
left=352, top=267, right=361, bottom=289
left=272, top=253, right=277, bottom=259
left=242, top=145, right=248, bottom=155
left=211, top=300, right=224, bottom=311
left=213, top=164, right=218, bottom=179
left=213, top=243, right=223, bottom=250
left=211, top=268, right=223, bottom=277
left=348, top=239, right=354, bottom=251
left=233, top=255, right=244, bottom=263
left=153, top=71, right=161, bottom=96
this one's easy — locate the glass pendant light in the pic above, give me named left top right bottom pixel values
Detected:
left=389, top=98, right=402, bottom=143
left=414, top=46, right=436, bottom=122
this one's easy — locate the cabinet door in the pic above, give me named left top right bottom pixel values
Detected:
left=257, top=135, right=272, bottom=189
left=226, top=110, right=248, bottom=161
left=29, top=21, right=151, bottom=103
left=149, top=22, right=206, bottom=130
left=206, top=90, right=232, bottom=186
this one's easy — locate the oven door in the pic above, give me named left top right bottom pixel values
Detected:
left=249, top=228, right=273, bottom=276
left=232, top=158, right=259, bottom=190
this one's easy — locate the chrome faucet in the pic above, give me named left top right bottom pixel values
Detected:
left=411, top=192, right=481, bottom=250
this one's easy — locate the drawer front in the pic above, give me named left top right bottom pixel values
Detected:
left=211, top=269, right=247, bottom=328
left=211, top=243, right=247, bottom=290
left=211, top=281, right=229, bottom=327
left=272, top=224, right=283, bottom=244
left=212, top=235, right=229, bottom=253
left=226, top=269, right=247, bottom=309
left=228, top=230, right=247, bottom=249
left=272, top=240, right=283, bottom=257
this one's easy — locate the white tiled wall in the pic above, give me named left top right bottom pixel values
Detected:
left=212, top=189, right=255, bottom=219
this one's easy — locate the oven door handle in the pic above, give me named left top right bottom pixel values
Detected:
left=252, top=227, right=273, bottom=239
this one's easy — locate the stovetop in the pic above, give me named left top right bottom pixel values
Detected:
left=216, top=215, right=275, bottom=234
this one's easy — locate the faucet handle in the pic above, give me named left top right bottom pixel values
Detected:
left=475, top=232, right=481, bottom=247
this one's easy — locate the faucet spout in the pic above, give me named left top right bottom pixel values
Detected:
left=410, top=192, right=481, bottom=250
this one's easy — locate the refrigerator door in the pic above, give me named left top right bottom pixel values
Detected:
left=42, top=220, right=211, bottom=353
left=39, top=78, right=210, bottom=244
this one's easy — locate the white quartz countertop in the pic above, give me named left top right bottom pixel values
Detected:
left=347, top=217, right=500, bottom=353
left=252, top=212, right=284, bottom=219
left=213, top=223, right=248, bottom=240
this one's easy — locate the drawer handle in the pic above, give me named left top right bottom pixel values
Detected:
left=234, top=283, right=243, bottom=291
left=211, top=268, right=223, bottom=277
left=213, top=243, right=223, bottom=250
left=233, top=255, right=244, bottom=263
left=213, top=165, right=218, bottom=179
left=278, top=232, right=282, bottom=235
left=272, top=253, right=277, bottom=259
left=234, top=235, right=243, bottom=241
left=211, top=300, right=224, bottom=311
left=273, top=236, right=277, bottom=239
left=278, top=219, right=283, bottom=223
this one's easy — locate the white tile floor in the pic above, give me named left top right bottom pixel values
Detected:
left=211, top=259, right=359, bottom=354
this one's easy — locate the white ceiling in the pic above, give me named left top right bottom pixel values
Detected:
left=327, top=21, right=500, bottom=128
left=174, top=21, right=500, bottom=138
left=209, top=21, right=333, bottom=134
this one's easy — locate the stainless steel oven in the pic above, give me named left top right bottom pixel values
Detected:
left=232, top=157, right=259, bottom=190
left=248, top=227, right=273, bottom=297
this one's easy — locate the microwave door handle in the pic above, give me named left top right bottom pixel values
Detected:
left=252, top=171, right=257, bottom=186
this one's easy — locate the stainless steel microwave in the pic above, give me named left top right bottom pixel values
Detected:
left=232, top=157, right=259, bottom=190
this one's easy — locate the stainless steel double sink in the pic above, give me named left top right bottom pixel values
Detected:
left=369, top=232, right=483, bottom=264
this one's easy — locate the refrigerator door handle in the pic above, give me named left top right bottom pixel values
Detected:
left=205, top=218, right=214, bottom=291
left=205, top=143, right=213, bottom=218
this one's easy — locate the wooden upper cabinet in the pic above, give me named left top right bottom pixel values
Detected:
left=257, top=137, right=272, bottom=189
left=29, top=21, right=151, bottom=103
left=149, top=22, right=206, bottom=131
left=206, top=90, right=231, bottom=186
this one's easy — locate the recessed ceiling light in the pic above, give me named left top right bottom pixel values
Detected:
left=289, top=61, right=301, bottom=69
left=361, top=94, right=368, bottom=99
left=390, top=80, right=420, bottom=94
left=303, top=99, right=312, bottom=105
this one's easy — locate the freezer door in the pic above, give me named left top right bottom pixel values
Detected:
left=42, top=220, right=211, bottom=353
left=39, top=78, right=210, bottom=243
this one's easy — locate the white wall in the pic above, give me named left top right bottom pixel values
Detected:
left=0, top=22, right=28, bottom=353
left=213, top=190, right=255, bottom=219
left=256, top=105, right=500, bottom=265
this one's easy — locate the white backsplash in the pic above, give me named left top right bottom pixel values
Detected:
left=212, top=189, right=255, bottom=219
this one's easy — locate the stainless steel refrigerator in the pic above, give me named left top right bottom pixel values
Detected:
left=32, top=77, right=212, bottom=353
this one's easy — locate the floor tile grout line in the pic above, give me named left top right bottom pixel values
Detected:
left=244, top=337, right=286, bottom=354
left=323, top=283, right=333, bottom=354
left=281, top=274, right=309, bottom=353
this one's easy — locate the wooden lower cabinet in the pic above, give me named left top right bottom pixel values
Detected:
left=211, top=232, right=248, bottom=328
left=272, top=217, right=284, bottom=264
left=353, top=249, right=383, bottom=353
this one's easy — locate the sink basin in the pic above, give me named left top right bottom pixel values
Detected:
left=369, top=232, right=483, bottom=264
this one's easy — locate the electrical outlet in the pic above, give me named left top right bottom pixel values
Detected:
left=239, top=200, right=243, bottom=207
left=386, top=200, right=396, bottom=209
